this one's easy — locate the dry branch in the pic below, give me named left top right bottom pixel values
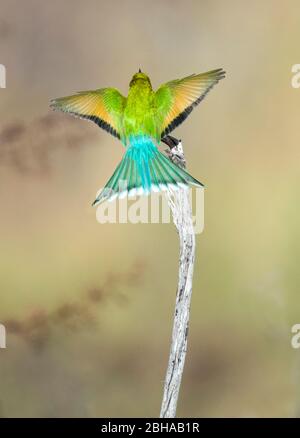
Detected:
left=160, top=136, right=196, bottom=418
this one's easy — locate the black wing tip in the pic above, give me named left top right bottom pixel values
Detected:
left=208, top=68, right=226, bottom=81
left=215, top=68, right=226, bottom=79
left=219, top=71, right=226, bottom=79
left=203, top=68, right=226, bottom=81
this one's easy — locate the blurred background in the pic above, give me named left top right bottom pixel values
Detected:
left=0, top=0, right=300, bottom=418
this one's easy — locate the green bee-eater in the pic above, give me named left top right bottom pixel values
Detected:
left=50, top=68, right=225, bottom=205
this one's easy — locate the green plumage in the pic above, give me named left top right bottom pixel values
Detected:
left=50, top=69, right=225, bottom=204
left=123, top=73, right=158, bottom=141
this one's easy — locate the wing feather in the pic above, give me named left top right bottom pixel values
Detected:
left=50, top=88, right=126, bottom=140
left=155, top=69, right=225, bottom=138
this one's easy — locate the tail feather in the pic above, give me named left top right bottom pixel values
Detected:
left=93, top=136, right=203, bottom=205
left=152, top=155, right=178, bottom=189
left=156, top=153, right=186, bottom=187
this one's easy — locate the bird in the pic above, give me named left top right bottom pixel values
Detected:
left=50, top=68, right=225, bottom=205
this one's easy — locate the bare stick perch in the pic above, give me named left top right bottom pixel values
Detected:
left=160, top=135, right=196, bottom=418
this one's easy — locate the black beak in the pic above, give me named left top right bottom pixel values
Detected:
left=138, top=68, right=142, bottom=73
left=161, top=135, right=180, bottom=149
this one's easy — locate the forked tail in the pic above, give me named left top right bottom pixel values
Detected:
left=92, top=136, right=203, bottom=205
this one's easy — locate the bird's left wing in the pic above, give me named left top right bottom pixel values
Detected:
left=155, top=69, right=225, bottom=138
left=50, top=88, right=126, bottom=141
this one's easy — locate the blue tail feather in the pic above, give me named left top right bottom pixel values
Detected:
left=93, top=136, right=203, bottom=205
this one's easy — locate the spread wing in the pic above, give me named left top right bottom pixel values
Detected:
left=50, top=88, right=126, bottom=141
left=155, top=69, right=225, bottom=138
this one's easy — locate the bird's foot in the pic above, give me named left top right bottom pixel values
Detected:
left=162, top=135, right=186, bottom=169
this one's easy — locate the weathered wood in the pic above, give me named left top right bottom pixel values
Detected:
left=160, top=136, right=196, bottom=418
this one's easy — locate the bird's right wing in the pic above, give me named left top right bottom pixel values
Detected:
left=155, top=69, right=225, bottom=138
left=50, top=88, right=126, bottom=141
